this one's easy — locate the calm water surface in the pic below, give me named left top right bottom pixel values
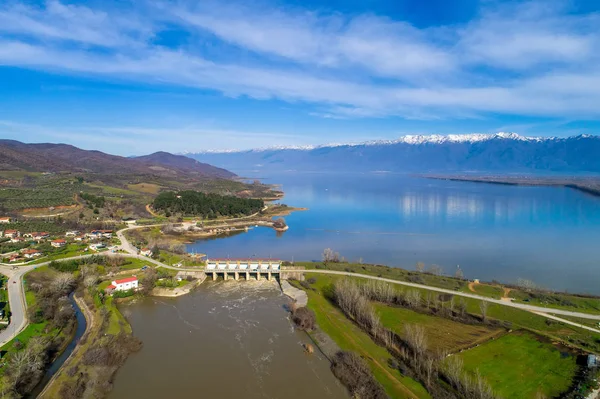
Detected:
left=189, top=173, right=600, bottom=294
left=109, top=281, right=347, bottom=399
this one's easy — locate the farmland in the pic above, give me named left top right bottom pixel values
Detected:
left=458, top=331, right=579, bottom=399
left=299, top=275, right=431, bottom=399
left=373, top=303, right=504, bottom=353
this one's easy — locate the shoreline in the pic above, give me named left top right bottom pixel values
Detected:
left=425, top=174, right=600, bottom=198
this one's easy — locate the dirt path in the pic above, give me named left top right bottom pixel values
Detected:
left=502, top=287, right=512, bottom=299
left=468, top=281, right=477, bottom=292
left=145, top=204, right=161, bottom=217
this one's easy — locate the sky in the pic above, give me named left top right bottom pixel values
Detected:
left=0, top=0, right=600, bottom=155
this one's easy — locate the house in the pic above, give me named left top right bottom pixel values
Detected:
left=10, top=237, right=24, bottom=243
left=100, top=230, right=113, bottom=238
left=31, top=232, right=49, bottom=241
left=21, top=249, right=42, bottom=259
left=74, top=235, right=86, bottom=242
left=86, top=230, right=102, bottom=239
left=89, top=243, right=106, bottom=251
left=51, top=239, right=67, bottom=248
left=0, top=217, right=10, bottom=224
left=4, top=230, right=20, bottom=239
left=140, top=248, right=153, bottom=257
left=65, top=230, right=80, bottom=237
left=9, top=255, right=23, bottom=263
left=105, top=276, right=139, bottom=293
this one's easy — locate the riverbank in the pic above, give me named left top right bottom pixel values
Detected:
left=39, top=288, right=141, bottom=398
left=37, top=293, right=90, bottom=398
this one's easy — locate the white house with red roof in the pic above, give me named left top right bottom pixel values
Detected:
left=0, top=217, right=10, bottom=224
left=106, top=276, right=139, bottom=292
left=4, top=230, right=20, bottom=239
left=22, top=249, right=43, bottom=259
left=51, top=239, right=67, bottom=248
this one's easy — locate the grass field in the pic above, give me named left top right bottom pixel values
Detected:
left=302, top=275, right=431, bottom=399
left=373, top=303, right=504, bottom=354
left=460, top=283, right=505, bottom=299
left=458, top=331, right=579, bottom=399
left=127, top=183, right=162, bottom=194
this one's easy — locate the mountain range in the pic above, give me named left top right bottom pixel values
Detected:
left=186, top=133, right=600, bottom=174
left=0, top=140, right=235, bottom=179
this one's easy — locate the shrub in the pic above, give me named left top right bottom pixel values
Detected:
left=292, top=307, right=316, bottom=331
left=331, top=351, right=388, bottom=399
left=307, top=277, right=317, bottom=285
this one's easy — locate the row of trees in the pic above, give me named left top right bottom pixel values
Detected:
left=332, top=279, right=498, bottom=399
left=152, top=191, right=264, bottom=218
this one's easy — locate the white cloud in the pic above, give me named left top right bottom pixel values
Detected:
left=0, top=0, right=599, bottom=121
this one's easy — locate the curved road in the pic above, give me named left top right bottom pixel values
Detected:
left=2, top=225, right=599, bottom=346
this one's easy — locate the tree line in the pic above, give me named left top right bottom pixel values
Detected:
left=152, top=191, right=263, bottom=218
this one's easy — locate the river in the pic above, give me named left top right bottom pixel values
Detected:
left=188, top=172, right=600, bottom=295
left=109, top=281, right=347, bottom=399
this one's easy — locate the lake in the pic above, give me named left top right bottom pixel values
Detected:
left=188, top=172, right=600, bottom=295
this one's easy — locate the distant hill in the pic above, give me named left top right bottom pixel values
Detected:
left=186, top=133, right=600, bottom=174
left=0, top=140, right=236, bottom=179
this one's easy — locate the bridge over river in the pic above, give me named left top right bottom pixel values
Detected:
left=206, top=259, right=281, bottom=281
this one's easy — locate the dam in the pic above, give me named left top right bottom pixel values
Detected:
left=205, top=258, right=281, bottom=281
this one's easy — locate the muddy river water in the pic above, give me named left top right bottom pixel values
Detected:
left=109, top=280, right=347, bottom=399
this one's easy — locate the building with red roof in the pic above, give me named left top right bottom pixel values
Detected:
left=105, top=276, right=139, bottom=293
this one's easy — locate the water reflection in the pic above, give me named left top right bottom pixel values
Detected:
left=189, top=173, right=600, bottom=294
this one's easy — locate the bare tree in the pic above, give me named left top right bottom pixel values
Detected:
left=479, top=301, right=489, bottom=322
left=415, top=261, right=425, bottom=273
left=322, top=248, right=340, bottom=263
left=405, top=290, right=421, bottom=309
left=517, top=278, right=537, bottom=291
left=52, top=273, right=76, bottom=294
left=403, top=324, right=427, bottom=358
left=455, top=266, right=464, bottom=280
left=429, top=264, right=443, bottom=276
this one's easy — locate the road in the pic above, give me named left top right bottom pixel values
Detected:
left=0, top=224, right=183, bottom=346
left=2, top=225, right=599, bottom=346
left=0, top=264, right=36, bottom=347
left=292, top=270, right=600, bottom=334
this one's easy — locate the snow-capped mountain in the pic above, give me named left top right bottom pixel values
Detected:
left=185, top=133, right=600, bottom=174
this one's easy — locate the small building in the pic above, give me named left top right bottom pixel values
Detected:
left=100, top=230, right=113, bottom=238
left=89, top=243, right=106, bottom=251
left=74, top=235, right=86, bottom=242
left=22, top=249, right=43, bottom=259
left=4, top=230, right=20, bottom=239
left=51, top=239, right=67, bottom=248
left=0, top=217, right=11, bottom=224
left=140, top=248, right=152, bottom=257
left=65, top=230, right=80, bottom=237
left=33, top=232, right=49, bottom=241
left=9, top=255, right=23, bottom=263
left=86, top=231, right=102, bottom=239
left=588, top=354, right=598, bottom=368
left=10, top=237, right=23, bottom=243
left=106, top=277, right=139, bottom=293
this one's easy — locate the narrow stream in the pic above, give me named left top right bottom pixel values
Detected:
left=27, top=292, right=87, bottom=398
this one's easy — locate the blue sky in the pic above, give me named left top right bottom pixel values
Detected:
left=1, top=0, right=599, bottom=155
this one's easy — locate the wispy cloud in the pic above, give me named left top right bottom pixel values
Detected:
left=0, top=120, right=312, bottom=154
left=0, top=0, right=599, bottom=120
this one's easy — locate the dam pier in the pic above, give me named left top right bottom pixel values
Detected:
left=206, top=259, right=281, bottom=281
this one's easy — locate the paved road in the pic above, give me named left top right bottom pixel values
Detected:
left=0, top=264, right=36, bottom=347
left=293, top=270, right=600, bottom=333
